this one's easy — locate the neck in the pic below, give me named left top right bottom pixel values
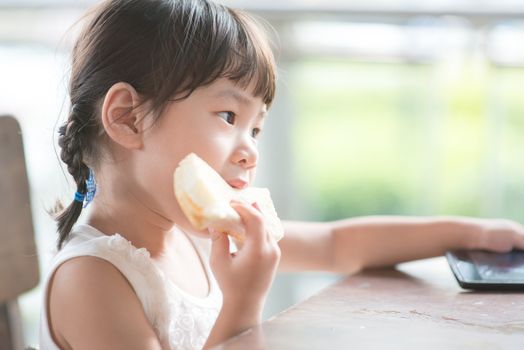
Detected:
left=84, top=171, right=178, bottom=258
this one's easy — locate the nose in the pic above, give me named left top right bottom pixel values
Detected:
left=232, top=135, right=258, bottom=169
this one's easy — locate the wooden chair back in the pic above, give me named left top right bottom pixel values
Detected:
left=0, top=115, right=40, bottom=350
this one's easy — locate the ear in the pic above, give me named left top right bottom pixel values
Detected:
left=101, top=82, right=146, bottom=150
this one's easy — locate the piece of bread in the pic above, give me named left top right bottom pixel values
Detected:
left=174, top=153, right=284, bottom=243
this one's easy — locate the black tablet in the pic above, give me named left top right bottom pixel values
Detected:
left=446, top=249, right=524, bottom=290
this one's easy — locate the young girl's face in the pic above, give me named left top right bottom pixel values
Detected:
left=134, top=78, right=267, bottom=234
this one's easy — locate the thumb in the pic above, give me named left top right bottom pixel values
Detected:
left=209, top=228, right=231, bottom=264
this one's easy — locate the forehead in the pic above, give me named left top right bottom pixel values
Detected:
left=200, top=78, right=266, bottom=109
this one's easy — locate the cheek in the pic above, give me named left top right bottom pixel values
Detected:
left=172, top=118, right=226, bottom=156
left=134, top=129, right=188, bottom=215
left=191, top=133, right=231, bottom=166
left=140, top=113, right=235, bottom=218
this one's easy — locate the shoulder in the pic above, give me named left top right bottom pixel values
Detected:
left=48, top=256, right=162, bottom=350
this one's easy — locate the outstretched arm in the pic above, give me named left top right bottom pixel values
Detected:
left=278, top=216, right=524, bottom=274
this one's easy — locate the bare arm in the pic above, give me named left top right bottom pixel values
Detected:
left=278, top=216, right=524, bottom=274
left=48, top=257, right=163, bottom=350
left=330, top=216, right=476, bottom=273
left=277, top=220, right=334, bottom=272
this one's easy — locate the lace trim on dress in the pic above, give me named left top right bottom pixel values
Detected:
left=103, top=233, right=221, bottom=349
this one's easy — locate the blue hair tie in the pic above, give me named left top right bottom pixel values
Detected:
left=74, top=191, right=85, bottom=202
left=73, top=168, right=97, bottom=208
left=84, top=168, right=97, bottom=208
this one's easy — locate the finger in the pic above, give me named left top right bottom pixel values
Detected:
left=209, top=228, right=231, bottom=264
left=231, top=201, right=266, bottom=247
left=249, top=202, right=268, bottom=244
left=249, top=202, right=279, bottom=247
left=251, top=202, right=274, bottom=245
left=231, top=199, right=260, bottom=211
left=266, top=229, right=278, bottom=246
left=514, top=233, right=524, bottom=251
left=509, top=222, right=524, bottom=250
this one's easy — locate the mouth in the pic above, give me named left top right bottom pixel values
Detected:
left=227, top=179, right=248, bottom=190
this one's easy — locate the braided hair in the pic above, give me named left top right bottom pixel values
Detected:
left=53, top=0, right=277, bottom=249
left=55, top=102, right=99, bottom=248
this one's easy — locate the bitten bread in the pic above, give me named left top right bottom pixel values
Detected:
left=174, top=153, right=284, bottom=243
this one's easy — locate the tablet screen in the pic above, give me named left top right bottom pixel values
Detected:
left=446, top=249, right=524, bottom=289
left=469, top=250, right=524, bottom=280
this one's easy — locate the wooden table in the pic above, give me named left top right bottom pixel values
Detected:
left=215, top=257, right=524, bottom=349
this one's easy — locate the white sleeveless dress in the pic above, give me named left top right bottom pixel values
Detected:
left=39, top=224, right=222, bottom=350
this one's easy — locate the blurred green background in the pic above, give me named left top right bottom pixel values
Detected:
left=290, top=59, right=524, bottom=221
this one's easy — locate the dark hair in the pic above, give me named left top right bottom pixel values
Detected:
left=54, top=0, right=277, bottom=249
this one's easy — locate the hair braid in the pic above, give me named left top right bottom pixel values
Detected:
left=55, top=106, right=91, bottom=249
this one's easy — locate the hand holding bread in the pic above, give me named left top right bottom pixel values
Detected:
left=174, top=153, right=281, bottom=316
left=173, top=153, right=284, bottom=244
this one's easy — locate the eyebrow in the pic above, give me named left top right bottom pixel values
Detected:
left=215, top=89, right=252, bottom=104
left=214, top=89, right=267, bottom=118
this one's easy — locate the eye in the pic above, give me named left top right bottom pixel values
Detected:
left=218, top=111, right=236, bottom=125
left=251, top=128, right=262, bottom=139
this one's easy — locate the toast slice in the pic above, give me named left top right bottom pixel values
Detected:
left=174, top=153, right=284, bottom=243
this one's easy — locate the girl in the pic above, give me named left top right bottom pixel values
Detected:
left=40, top=0, right=524, bottom=349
